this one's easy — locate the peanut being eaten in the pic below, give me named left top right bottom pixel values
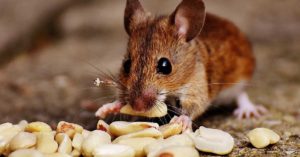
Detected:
left=120, top=101, right=167, bottom=118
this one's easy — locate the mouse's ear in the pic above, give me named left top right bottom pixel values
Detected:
left=170, top=0, right=206, bottom=42
left=124, top=0, right=146, bottom=35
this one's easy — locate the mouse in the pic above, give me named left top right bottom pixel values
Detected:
left=95, top=0, right=267, bottom=130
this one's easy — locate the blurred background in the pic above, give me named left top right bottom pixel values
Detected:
left=0, top=0, right=299, bottom=155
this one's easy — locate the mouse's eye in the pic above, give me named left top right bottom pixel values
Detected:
left=123, top=59, right=131, bottom=74
left=157, top=58, right=172, bottom=75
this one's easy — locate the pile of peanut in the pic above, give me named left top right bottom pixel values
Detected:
left=0, top=120, right=279, bottom=157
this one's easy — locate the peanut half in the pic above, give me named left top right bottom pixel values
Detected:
left=72, top=133, right=83, bottom=151
left=148, top=146, right=199, bottom=157
left=247, top=128, right=280, bottom=148
left=158, top=123, right=182, bottom=138
left=81, top=130, right=111, bottom=157
left=44, top=153, right=72, bottom=157
left=56, top=121, right=83, bottom=138
left=36, top=132, right=58, bottom=154
left=109, top=121, right=159, bottom=136
left=114, top=137, right=156, bottom=157
left=120, top=101, right=167, bottom=118
left=55, top=133, right=72, bottom=154
left=189, top=126, right=234, bottom=155
left=145, top=134, right=194, bottom=155
left=25, top=122, right=52, bottom=133
left=96, top=120, right=110, bottom=132
left=113, top=128, right=163, bottom=143
left=93, top=144, right=135, bottom=157
left=9, top=132, right=36, bottom=151
left=8, top=149, right=43, bottom=157
left=0, top=125, right=23, bottom=155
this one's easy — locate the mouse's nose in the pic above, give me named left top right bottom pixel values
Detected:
left=132, top=88, right=156, bottom=112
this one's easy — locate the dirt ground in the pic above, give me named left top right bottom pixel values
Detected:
left=0, top=0, right=299, bottom=156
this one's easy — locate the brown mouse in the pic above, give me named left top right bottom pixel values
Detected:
left=95, top=0, right=267, bottom=130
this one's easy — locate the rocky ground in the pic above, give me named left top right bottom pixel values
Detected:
left=0, top=0, right=299, bottom=156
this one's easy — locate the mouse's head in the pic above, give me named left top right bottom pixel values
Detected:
left=118, top=0, right=206, bottom=112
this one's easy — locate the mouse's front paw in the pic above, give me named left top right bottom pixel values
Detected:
left=95, top=100, right=122, bottom=119
left=170, top=115, right=192, bottom=131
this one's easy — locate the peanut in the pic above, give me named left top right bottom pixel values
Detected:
left=120, top=101, right=167, bottom=118
left=36, top=132, right=58, bottom=153
left=247, top=128, right=280, bottom=148
left=81, top=130, right=111, bottom=157
left=109, top=121, right=159, bottom=136
left=8, top=149, right=43, bottom=157
left=189, top=126, right=234, bottom=155
left=145, top=134, right=194, bottom=154
left=0, top=125, right=22, bottom=155
left=9, top=132, right=36, bottom=151
left=0, top=123, right=13, bottom=133
left=158, top=123, right=182, bottom=138
left=113, top=128, right=163, bottom=144
left=55, top=133, right=72, bottom=154
left=114, top=137, right=156, bottom=157
left=44, top=153, right=71, bottom=157
left=25, top=122, right=52, bottom=132
left=96, top=120, right=110, bottom=132
left=17, top=120, right=28, bottom=131
left=71, top=149, right=81, bottom=157
left=93, top=144, right=135, bottom=157
left=148, top=146, right=199, bottom=157
left=56, top=121, right=83, bottom=138
left=71, top=133, right=83, bottom=151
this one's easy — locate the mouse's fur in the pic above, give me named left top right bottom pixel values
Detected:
left=118, top=0, right=255, bottom=120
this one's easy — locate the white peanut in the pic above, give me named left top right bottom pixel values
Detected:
left=189, top=126, right=234, bottom=155
left=56, top=121, right=83, bottom=138
left=36, top=132, right=58, bottom=153
left=109, top=121, right=159, bottom=136
left=0, top=125, right=22, bottom=155
left=114, top=137, right=156, bottom=157
left=148, top=146, right=199, bottom=157
left=72, top=133, right=83, bottom=151
left=8, top=149, right=43, bottom=157
left=9, top=132, right=36, bottom=151
left=120, top=101, right=167, bottom=118
left=93, top=144, right=135, bottom=157
left=25, top=122, right=52, bottom=132
left=55, top=133, right=72, bottom=154
left=113, top=128, right=163, bottom=143
left=247, top=128, right=280, bottom=148
left=81, top=130, right=111, bottom=157
left=145, top=134, right=194, bottom=155
left=158, top=123, right=182, bottom=138
left=44, top=153, right=72, bottom=157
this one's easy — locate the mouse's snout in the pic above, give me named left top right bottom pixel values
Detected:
left=131, top=88, right=156, bottom=112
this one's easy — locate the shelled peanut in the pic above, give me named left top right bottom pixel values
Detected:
left=0, top=120, right=281, bottom=157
